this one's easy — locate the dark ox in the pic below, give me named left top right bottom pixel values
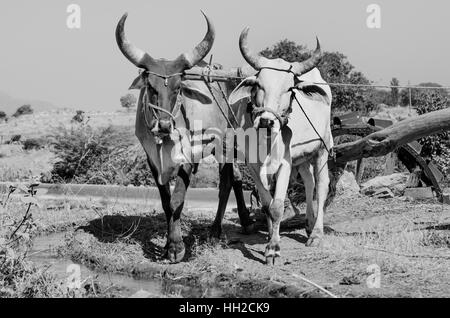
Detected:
left=116, top=12, right=255, bottom=262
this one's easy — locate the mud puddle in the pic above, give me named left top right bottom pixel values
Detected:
left=28, top=232, right=222, bottom=298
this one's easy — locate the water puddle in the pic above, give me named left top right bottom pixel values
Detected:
left=28, top=232, right=214, bottom=298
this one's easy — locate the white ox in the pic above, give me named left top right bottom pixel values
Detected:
left=229, top=28, right=333, bottom=265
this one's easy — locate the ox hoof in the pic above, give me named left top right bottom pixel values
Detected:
left=265, top=244, right=281, bottom=266
left=306, top=236, right=323, bottom=248
left=265, top=256, right=276, bottom=266
left=208, top=224, right=222, bottom=245
left=166, top=241, right=185, bottom=263
left=242, top=221, right=256, bottom=235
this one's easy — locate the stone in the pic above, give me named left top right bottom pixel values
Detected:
left=404, top=187, right=435, bottom=200
left=360, top=173, right=409, bottom=197
left=371, top=187, right=395, bottom=199
left=443, top=193, right=450, bottom=205
left=336, top=171, right=360, bottom=196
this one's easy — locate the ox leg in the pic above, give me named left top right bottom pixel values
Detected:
left=265, top=161, right=291, bottom=265
left=166, top=164, right=193, bottom=262
left=247, top=164, right=272, bottom=239
left=306, top=151, right=329, bottom=247
left=232, top=163, right=255, bottom=234
left=210, top=163, right=233, bottom=240
left=210, top=163, right=256, bottom=240
left=297, top=163, right=316, bottom=238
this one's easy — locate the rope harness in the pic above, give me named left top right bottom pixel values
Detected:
left=247, top=66, right=334, bottom=157
left=139, top=65, right=334, bottom=159
left=140, top=70, right=183, bottom=128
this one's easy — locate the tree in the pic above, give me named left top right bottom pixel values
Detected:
left=71, top=110, right=85, bottom=123
left=390, top=78, right=400, bottom=106
left=400, top=82, right=449, bottom=107
left=316, top=51, right=373, bottom=113
left=414, top=89, right=449, bottom=158
left=0, top=111, right=7, bottom=122
left=260, top=39, right=310, bottom=62
left=120, top=94, right=137, bottom=110
left=260, top=40, right=374, bottom=113
left=13, top=104, right=33, bottom=117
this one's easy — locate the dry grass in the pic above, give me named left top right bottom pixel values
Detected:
left=0, top=145, right=55, bottom=182
left=47, top=192, right=449, bottom=298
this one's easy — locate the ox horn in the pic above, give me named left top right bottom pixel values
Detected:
left=116, top=13, right=156, bottom=69
left=291, top=37, right=323, bottom=75
left=239, top=27, right=269, bottom=70
left=181, top=11, right=215, bottom=68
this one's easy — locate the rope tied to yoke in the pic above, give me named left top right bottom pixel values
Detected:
left=245, top=65, right=334, bottom=159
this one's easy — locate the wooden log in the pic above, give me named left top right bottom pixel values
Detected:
left=333, top=107, right=450, bottom=164
left=184, top=65, right=255, bottom=82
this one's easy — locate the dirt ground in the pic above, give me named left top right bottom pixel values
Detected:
left=22, top=191, right=450, bottom=298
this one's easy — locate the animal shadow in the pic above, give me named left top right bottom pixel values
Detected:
left=78, top=214, right=168, bottom=261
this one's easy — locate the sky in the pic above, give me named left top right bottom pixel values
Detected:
left=0, top=0, right=449, bottom=111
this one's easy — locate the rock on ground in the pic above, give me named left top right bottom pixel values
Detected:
left=336, top=171, right=360, bottom=197
left=360, top=173, right=409, bottom=197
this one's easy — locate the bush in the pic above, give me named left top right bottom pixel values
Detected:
left=71, top=110, right=85, bottom=123
left=120, top=94, right=137, bottom=110
left=23, top=138, right=45, bottom=151
left=13, top=105, right=33, bottom=118
left=0, top=111, right=7, bottom=122
left=414, top=89, right=450, bottom=186
left=7, top=135, right=21, bottom=144
left=400, top=83, right=449, bottom=107
left=48, top=124, right=155, bottom=186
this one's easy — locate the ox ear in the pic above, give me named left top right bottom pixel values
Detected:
left=228, top=76, right=257, bottom=105
left=181, top=83, right=212, bottom=105
left=129, top=75, right=146, bottom=90
left=294, top=81, right=330, bottom=105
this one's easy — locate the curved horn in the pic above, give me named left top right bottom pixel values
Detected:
left=181, top=11, right=215, bottom=68
left=291, top=37, right=323, bottom=75
left=239, top=27, right=268, bottom=70
left=116, top=13, right=155, bottom=69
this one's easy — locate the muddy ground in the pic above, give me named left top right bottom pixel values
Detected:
left=20, top=191, right=450, bottom=298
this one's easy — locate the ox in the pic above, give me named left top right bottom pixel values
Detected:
left=115, top=12, right=255, bottom=263
left=229, top=28, right=333, bottom=265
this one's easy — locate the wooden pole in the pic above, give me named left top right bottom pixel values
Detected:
left=332, top=107, right=450, bottom=165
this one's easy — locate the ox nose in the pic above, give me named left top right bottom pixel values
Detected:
left=258, top=118, right=275, bottom=129
left=158, top=119, right=172, bottom=134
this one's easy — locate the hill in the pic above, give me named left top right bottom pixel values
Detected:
left=0, top=90, right=62, bottom=115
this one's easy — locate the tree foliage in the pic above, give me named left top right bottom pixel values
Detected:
left=400, top=82, right=449, bottom=107
left=13, top=105, right=33, bottom=118
left=390, top=78, right=400, bottom=106
left=120, top=94, right=137, bottom=110
left=415, top=90, right=450, bottom=158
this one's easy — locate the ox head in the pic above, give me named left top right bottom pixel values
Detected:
left=116, top=12, right=215, bottom=136
left=229, top=28, right=328, bottom=133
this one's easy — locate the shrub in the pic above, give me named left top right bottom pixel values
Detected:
left=48, top=124, right=155, bottom=186
left=7, top=135, right=21, bottom=144
left=120, top=94, right=137, bottom=110
left=414, top=89, right=450, bottom=186
left=71, top=110, right=85, bottom=123
left=0, top=111, right=7, bottom=122
left=23, top=138, right=45, bottom=151
left=13, top=105, right=33, bottom=117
